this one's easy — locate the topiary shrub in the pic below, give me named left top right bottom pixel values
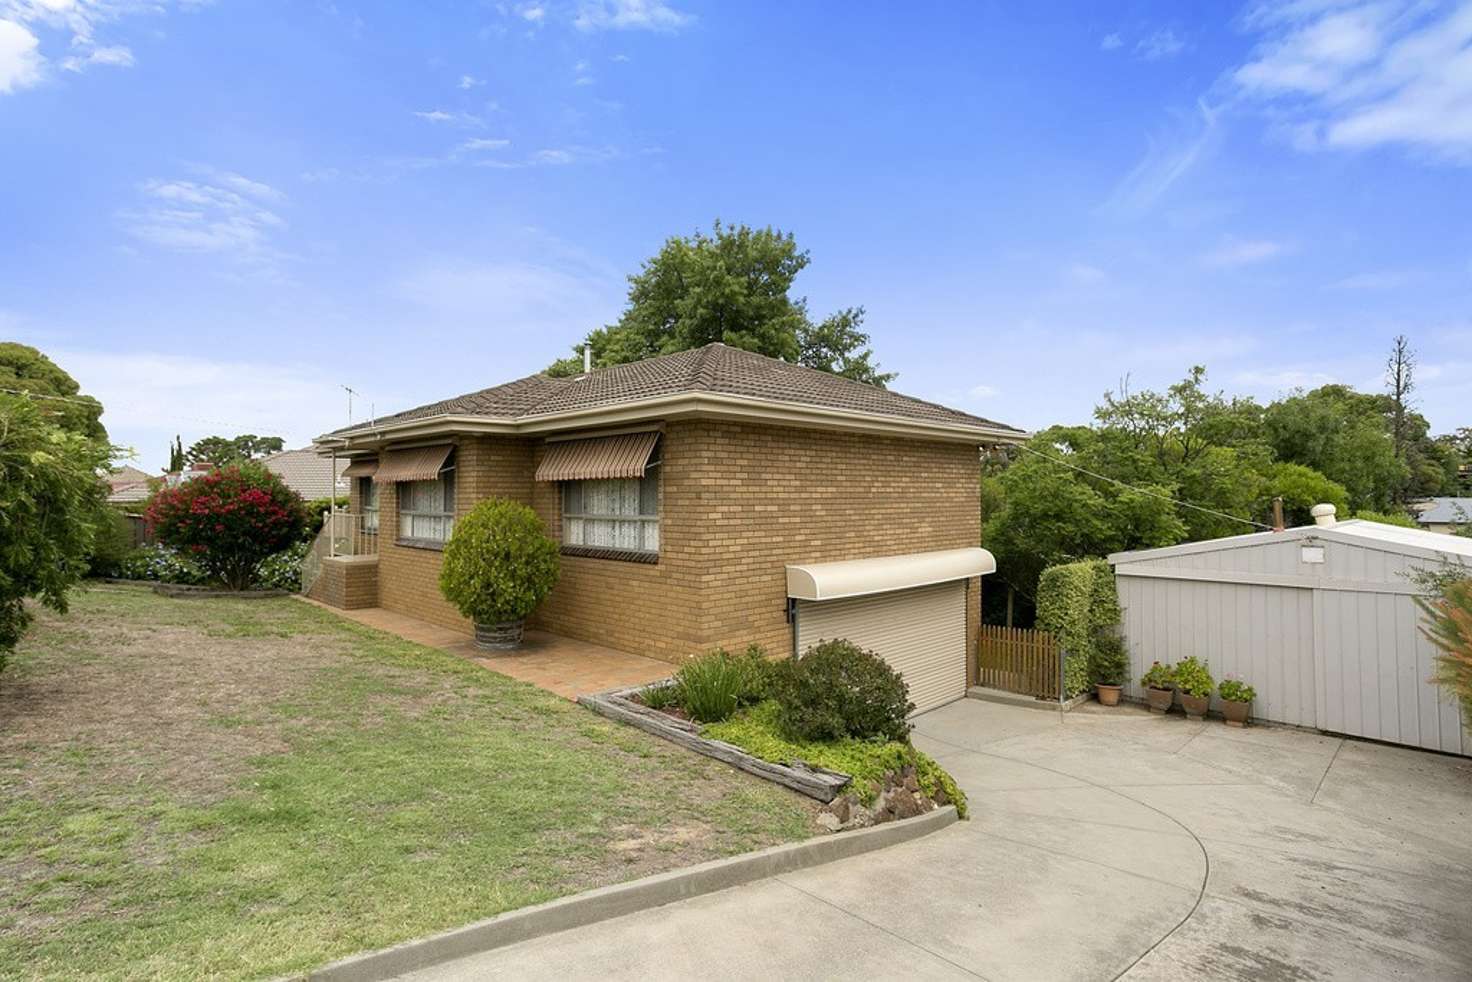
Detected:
left=1091, top=633, right=1129, bottom=686
left=770, top=639, right=914, bottom=743
left=146, top=464, right=307, bottom=590
left=438, top=499, right=559, bottom=628
left=1036, top=559, right=1121, bottom=697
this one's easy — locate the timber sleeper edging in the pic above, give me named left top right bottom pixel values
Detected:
left=577, top=684, right=852, bottom=801
left=299, top=804, right=958, bottom=982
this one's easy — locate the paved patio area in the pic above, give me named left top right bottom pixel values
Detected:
left=395, top=698, right=1472, bottom=981
left=300, top=600, right=674, bottom=699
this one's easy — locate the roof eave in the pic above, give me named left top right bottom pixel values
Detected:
left=314, top=392, right=1027, bottom=452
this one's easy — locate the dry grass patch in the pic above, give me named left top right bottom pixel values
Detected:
left=0, top=585, right=817, bottom=980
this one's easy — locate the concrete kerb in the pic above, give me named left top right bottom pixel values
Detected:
left=966, top=686, right=1092, bottom=713
left=298, top=805, right=957, bottom=982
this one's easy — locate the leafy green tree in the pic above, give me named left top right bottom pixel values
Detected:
left=0, top=342, right=106, bottom=441
left=1260, top=463, right=1350, bottom=527
left=168, top=434, right=185, bottom=472
left=0, top=394, right=112, bottom=666
left=184, top=434, right=285, bottom=467
left=1264, top=385, right=1406, bottom=512
left=546, top=221, right=893, bottom=386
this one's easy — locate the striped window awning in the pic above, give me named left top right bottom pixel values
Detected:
left=341, top=457, right=378, bottom=479
left=373, top=445, right=453, bottom=484
left=535, top=431, right=659, bottom=482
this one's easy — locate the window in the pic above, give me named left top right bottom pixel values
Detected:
left=562, top=470, right=658, bottom=554
left=359, top=476, right=379, bottom=533
left=398, top=465, right=455, bottom=544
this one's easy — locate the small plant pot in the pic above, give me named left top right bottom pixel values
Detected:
left=1221, top=699, right=1251, bottom=728
left=1145, top=687, right=1173, bottom=714
left=1096, top=684, right=1122, bottom=707
left=1180, top=693, right=1209, bottom=720
left=474, top=619, right=525, bottom=650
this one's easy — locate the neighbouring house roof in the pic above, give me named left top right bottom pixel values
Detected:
left=316, top=343, right=1024, bottom=449
left=106, top=465, right=154, bottom=504
left=1414, top=497, right=1472, bottom=525
left=107, top=465, right=151, bottom=489
left=261, top=448, right=350, bottom=500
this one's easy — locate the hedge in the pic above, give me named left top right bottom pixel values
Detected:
left=1035, top=559, right=1121, bottom=697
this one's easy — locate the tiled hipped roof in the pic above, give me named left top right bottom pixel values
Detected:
left=331, top=343, right=1019, bottom=436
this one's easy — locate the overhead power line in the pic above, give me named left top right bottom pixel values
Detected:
left=1012, top=442, right=1274, bottom=531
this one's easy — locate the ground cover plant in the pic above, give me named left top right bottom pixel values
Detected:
left=0, top=586, right=817, bottom=980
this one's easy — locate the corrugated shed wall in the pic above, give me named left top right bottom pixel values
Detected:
left=1115, top=533, right=1466, bottom=756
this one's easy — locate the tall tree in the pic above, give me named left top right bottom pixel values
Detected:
left=1385, top=334, right=1416, bottom=502
left=1264, top=385, right=1406, bottom=513
left=0, top=342, right=106, bottom=441
left=546, top=221, right=894, bottom=386
left=168, top=435, right=185, bottom=473
left=184, top=434, right=285, bottom=467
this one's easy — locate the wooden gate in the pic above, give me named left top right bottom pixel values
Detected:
left=977, top=625, right=1061, bottom=700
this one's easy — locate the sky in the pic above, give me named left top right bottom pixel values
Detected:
left=2, top=0, right=1470, bottom=472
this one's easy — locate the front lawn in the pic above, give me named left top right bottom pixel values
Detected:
left=0, top=586, right=817, bottom=980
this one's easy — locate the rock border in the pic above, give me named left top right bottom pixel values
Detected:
left=300, top=804, right=958, bottom=982
left=578, top=684, right=851, bottom=801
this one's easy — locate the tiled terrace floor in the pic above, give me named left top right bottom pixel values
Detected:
left=299, top=599, right=674, bottom=699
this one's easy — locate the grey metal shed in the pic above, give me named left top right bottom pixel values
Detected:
left=1110, top=514, right=1470, bottom=756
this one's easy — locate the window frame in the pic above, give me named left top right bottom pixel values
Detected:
left=358, top=476, right=380, bottom=534
left=559, top=462, right=660, bottom=561
left=395, top=459, right=457, bottom=548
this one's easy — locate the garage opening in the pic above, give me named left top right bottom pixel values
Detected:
left=786, top=548, right=996, bottom=715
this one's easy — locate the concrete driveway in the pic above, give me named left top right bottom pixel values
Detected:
left=396, top=699, right=1472, bottom=981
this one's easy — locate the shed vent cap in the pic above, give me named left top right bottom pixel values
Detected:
left=1311, top=503, right=1337, bottom=527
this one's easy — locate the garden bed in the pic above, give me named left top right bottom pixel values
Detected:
left=579, top=684, right=852, bottom=801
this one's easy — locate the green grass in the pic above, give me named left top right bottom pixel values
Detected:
left=703, top=701, right=967, bottom=817
left=0, top=587, right=816, bottom=980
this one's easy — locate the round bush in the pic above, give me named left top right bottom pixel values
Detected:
left=770, top=639, right=914, bottom=743
left=145, top=464, right=307, bottom=590
left=438, top=499, right=559, bottom=625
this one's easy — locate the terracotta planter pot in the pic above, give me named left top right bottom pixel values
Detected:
left=1096, top=684, right=1122, bottom=707
left=474, top=619, right=525, bottom=651
left=1222, top=699, right=1251, bottom=728
left=1180, top=693, right=1209, bottom=720
left=1145, top=687, right=1173, bottom=713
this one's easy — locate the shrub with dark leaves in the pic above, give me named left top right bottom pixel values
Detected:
left=770, top=639, right=913, bottom=743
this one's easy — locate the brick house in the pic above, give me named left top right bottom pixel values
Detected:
left=311, top=343, right=1023, bottom=712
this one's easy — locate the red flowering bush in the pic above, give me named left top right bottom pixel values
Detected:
left=145, top=464, right=307, bottom=590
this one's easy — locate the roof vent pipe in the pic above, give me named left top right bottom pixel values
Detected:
left=583, top=345, right=592, bottom=373
left=1311, top=503, right=1337, bottom=527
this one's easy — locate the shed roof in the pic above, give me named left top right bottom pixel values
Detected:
left=1110, top=518, right=1472, bottom=566
left=1415, top=497, right=1472, bottom=525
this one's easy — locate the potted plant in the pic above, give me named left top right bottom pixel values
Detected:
left=439, top=499, right=560, bottom=650
left=1141, top=661, right=1174, bottom=713
left=1091, top=634, right=1129, bottom=707
left=1218, top=675, right=1255, bottom=727
left=1173, top=655, right=1214, bottom=721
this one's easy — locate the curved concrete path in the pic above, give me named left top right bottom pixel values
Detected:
left=395, top=700, right=1472, bottom=981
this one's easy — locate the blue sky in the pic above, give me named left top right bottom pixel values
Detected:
left=2, top=0, right=1470, bottom=472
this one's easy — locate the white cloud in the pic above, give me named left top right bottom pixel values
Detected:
left=413, top=108, right=484, bottom=127
left=1102, top=99, right=1219, bottom=215
left=0, top=18, right=43, bottom=93
left=459, top=137, right=511, bottom=151
left=54, top=348, right=356, bottom=467
left=968, top=384, right=999, bottom=399
left=60, top=41, right=130, bottom=71
left=574, top=0, right=690, bottom=33
left=1065, top=262, right=1108, bottom=286
left=457, top=73, right=481, bottom=89
left=394, top=259, right=619, bottom=334
left=121, top=172, right=286, bottom=259
left=1201, top=236, right=1290, bottom=268
left=1328, top=269, right=1419, bottom=289
left=520, top=4, right=545, bottom=22
left=573, top=57, right=593, bottom=85
left=1233, top=368, right=1337, bottom=389
left=1100, top=32, right=1123, bottom=51
left=1233, top=1, right=1472, bottom=162
left=1135, top=28, right=1185, bottom=60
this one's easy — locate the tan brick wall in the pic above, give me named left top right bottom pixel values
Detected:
left=370, top=421, right=982, bottom=666
left=309, top=556, right=379, bottom=609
